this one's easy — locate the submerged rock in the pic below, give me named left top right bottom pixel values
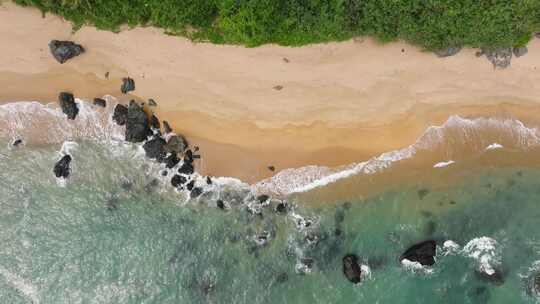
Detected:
left=121, top=77, right=135, bottom=94
left=142, top=136, right=167, bottom=161
left=58, top=92, right=79, bottom=120
left=475, top=268, right=506, bottom=286
left=216, top=200, right=226, bottom=210
left=342, top=254, right=362, bottom=284
left=49, top=40, right=84, bottom=64
left=483, top=48, right=512, bottom=69
left=275, top=202, right=288, bottom=214
left=112, top=104, right=128, bottom=125
left=190, top=187, right=203, bottom=198
left=126, top=101, right=151, bottom=143
left=53, top=155, right=72, bottom=178
left=257, top=195, right=270, bottom=204
left=513, top=46, right=528, bottom=58
left=435, top=47, right=461, bottom=58
left=400, top=240, right=437, bottom=266
left=164, top=153, right=180, bottom=169
left=93, top=98, right=106, bottom=107
left=12, top=139, right=23, bottom=147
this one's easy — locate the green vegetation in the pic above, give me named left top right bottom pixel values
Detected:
left=13, top=0, right=540, bottom=50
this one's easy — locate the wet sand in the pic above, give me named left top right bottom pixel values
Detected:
left=1, top=2, right=540, bottom=183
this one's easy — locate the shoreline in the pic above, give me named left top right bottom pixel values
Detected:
left=2, top=2, right=540, bottom=183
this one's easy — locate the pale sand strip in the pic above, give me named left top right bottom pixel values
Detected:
left=1, top=2, right=540, bottom=183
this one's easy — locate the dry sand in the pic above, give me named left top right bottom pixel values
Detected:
left=1, top=2, right=540, bottom=183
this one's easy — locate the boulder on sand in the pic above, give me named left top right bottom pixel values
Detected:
left=93, top=98, right=106, bottom=107
left=49, top=40, right=85, bottom=64
left=58, top=92, right=79, bottom=120
left=342, top=254, right=362, bottom=284
left=112, top=104, right=128, bottom=125
left=165, top=135, right=188, bottom=154
left=400, top=240, right=437, bottom=266
left=435, top=47, right=461, bottom=58
left=121, top=77, right=135, bottom=94
left=483, top=48, right=512, bottom=69
left=53, top=155, right=72, bottom=178
left=125, top=101, right=151, bottom=143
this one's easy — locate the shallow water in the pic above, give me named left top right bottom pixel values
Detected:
left=2, top=100, right=540, bottom=303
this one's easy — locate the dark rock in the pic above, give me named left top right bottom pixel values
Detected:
left=106, top=196, right=119, bottom=211
left=163, top=121, right=173, bottom=134
left=275, top=202, right=288, bottom=214
left=257, top=195, right=270, bottom=204
left=297, top=258, right=314, bottom=274
left=475, top=268, right=506, bottom=286
left=513, top=46, right=528, bottom=58
left=165, top=135, right=188, bottom=154
left=418, top=188, right=429, bottom=199
left=268, top=166, right=275, bottom=172
left=53, top=155, right=72, bottom=178
left=126, top=101, right=151, bottom=143
left=149, top=114, right=160, bottom=130
left=190, top=187, right=203, bottom=199
left=206, top=176, right=212, bottom=185
left=334, top=207, right=345, bottom=223
left=148, top=98, right=157, bottom=106
left=112, top=104, right=128, bottom=125
left=144, top=178, right=159, bottom=193
left=12, top=139, right=23, bottom=147
left=483, top=48, right=512, bottom=69
left=435, top=47, right=461, bottom=58
left=186, top=180, right=195, bottom=191
left=217, top=200, right=225, bottom=210
left=164, top=153, right=180, bottom=169
left=58, top=92, right=79, bottom=120
left=161, top=170, right=168, bottom=176
left=48, top=40, right=84, bottom=64
left=120, top=177, right=133, bottom=191
left=273, top=85, right=283, bottom=91
left=121, top=77, right=135, bottom=94
left=536, top=33, right=540, bottom=39
left=105, top=71, right=109, bottom=79
left=400, top=240, right=437, bottom=266
left=342, top=254, right=362, bottom=284
left=171, top=174, right=187, bottom=188
left=192, top=154, right=201, bottom=159
left=93, top=98, right=106, bottom=107
left=178, top=162, right=194, bottom=175
left=142, top=136, right=167, bottom=161
left=184, top=149, right=194, bottom=163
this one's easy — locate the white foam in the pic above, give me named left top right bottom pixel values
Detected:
left=442, top=240, right=460, bottom=255
left=462, top=237, right=500, bottom=275
left=0, top=266, right=40, bottom=304
left=401, top=259, right=433, bottom=274
left=433, top=160, right=455, bottom=168
left=486, top=143, right=503, bottom=150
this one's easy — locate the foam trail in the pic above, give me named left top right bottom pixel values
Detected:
left=433, top=160, right=455, bottom=168
left=486, top=143, right=503, bottom=150
left=0, top=266, right=40, bottom=303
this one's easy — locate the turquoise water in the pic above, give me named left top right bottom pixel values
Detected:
left=1, top=138, right=540, bottom=303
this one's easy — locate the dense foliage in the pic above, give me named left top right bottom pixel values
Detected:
left=13, top=0, right=540, bottom=49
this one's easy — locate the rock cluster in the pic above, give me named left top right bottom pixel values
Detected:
left=49, top=40, right=85, bottom=64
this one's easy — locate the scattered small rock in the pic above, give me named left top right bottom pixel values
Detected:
left=184, top=149, right=194, bottom=164
left=190, top=187, right=203, bottom=198
left=275, top=202, right=288, bottom=214
left=257, top=195, right=270, bottom=204
left=149, top=114, right=160, bottom=130
left=53, top=154, right=72, bottom=178
left=475, top=268, right=506, bottom=286
left=282, top=57, right=289, bottom=63
left=49, top=40, right=85, bottom=64
left=12, top=139, right=23, bottom=147
left=435, top=47, right=461, bottom=58
left=165, top=135, right=188, bottom=154
left=418, top=188, right=430, bottom=199
left=93, top=98, right=106, bottom=107
left=105, top=71, right=109, bottom=79
left=536, top=33, right=540, bottom=39
left=276, top=272, right=288, bottom=283
left=148, top=99, right=157, bottom=106
left=186, top=180, right=195, bottom=191
left=58, top=92, right=79, bottom=120
left=268, top=166, right=275, bottom=172
left=206, top=176, right=212, bottom=185
left=121, top=77, right=135, bottom=94
left=273, top=85, right=283, bottom=91
left=112, top=104, right=128, bottom=125
left=164, top=153, right=180, bottom=169
left=483, top=48, right=512, bottom=69
left=400, top=240, right=437, bottom=266
left=171, top=174, right=187, bottom=188
left=342, top=254, right=362, bottom=284
left=513, top=46, right=528, bottom=58
left=217, top=200, right=226, bottom=210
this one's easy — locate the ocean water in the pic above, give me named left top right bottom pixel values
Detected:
left=1, top=100, right=540, bottom=303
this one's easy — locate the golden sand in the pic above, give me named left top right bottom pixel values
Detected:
left=1, top=2, right=540, bottom=183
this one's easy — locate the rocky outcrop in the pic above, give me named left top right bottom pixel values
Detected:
left=275, top=202, right=288, bottom=214
left=49, top=40, right=85, bottom=64
left=400, top=240, right=437, bottom=266
left=142, top=136, right=167, bottom=161
left=58, top=92, right=79, bottom=120
left=171, top=174, right=187, bottom=188
left=163, top=121, right=173, bottom=134
left=150, top=114, right=160, bottom=130
left=112, top=104, right=128, bottom=125
left=164, top=153, right=180, bottom=169
left=121, top=77, right=135, bottom=94
left=178, top=162, right=194, bottom=175
left=342, top=254, right=362, bottom=284
left=93, top=98, right=106, bottom=107
left=513, top=46, right=528, bottom=58
left=435, top=47, right=461, bottom=58
left=165, top=135, right=188, bottom=154
left=53, top=155, right=72, bottom=178
left=125, top=101, right=151, bottom=143
left=483, top=48, right=512, bottom=69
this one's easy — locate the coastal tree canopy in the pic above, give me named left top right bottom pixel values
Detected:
left=13, top=0, right=540, bottom=50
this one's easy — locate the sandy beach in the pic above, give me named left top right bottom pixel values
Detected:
left=2, top=1, right=540, bottom=183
